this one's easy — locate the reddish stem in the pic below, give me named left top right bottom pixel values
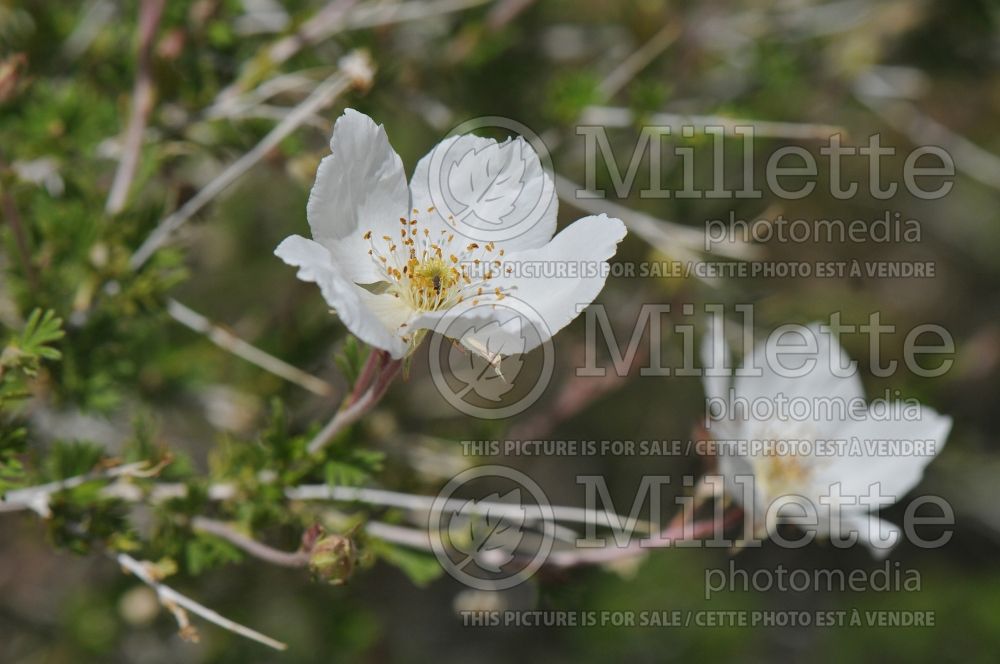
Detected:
left=542, top=504, right=745, bottom=569
left=307, top=351, right=401, bottom=455
left=347, top=349, right=384, bottom=406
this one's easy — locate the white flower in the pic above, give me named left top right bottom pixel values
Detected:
left=276, top=109, right=627, bottom=360
left=701, top=322, right=952, bottom=557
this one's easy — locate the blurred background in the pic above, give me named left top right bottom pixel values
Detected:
left=1, top=0, right=999, bottom=661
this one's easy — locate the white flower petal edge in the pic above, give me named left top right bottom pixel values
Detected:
left=409, top=134, right=558, bottom=252
left=306, top=109, right=410, bottom=285
left=276, top=109, right=627, bottom=360
left=701, top=321, right=952, bottom=557
left=275, top=235, right=409, bottom=357
left=839, top=514, right=902, bottom=561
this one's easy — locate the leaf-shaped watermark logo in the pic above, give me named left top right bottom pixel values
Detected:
left=429, top=465, right=555, bottom=591
left=423, top=117, right=557, bottom=244
left=447, top=490, right=526, bottom=573
left=447, top=140, right=528, bottom=226
left=429, top=297, right=555, bottom=420
left=447, top=318, right=526, bottom=403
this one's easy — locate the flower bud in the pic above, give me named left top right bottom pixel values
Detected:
left=308, top=534, right=356, bottom=585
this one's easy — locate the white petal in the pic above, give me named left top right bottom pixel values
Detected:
left=817, top=407, right=951, bottom=503
left=476, top=214, right=625, bottom=352
left=306, top=109, right=409, bottom=283
left=718, top=452, right=759, bottom=512
left=275, top=235, right=408, bottom=357
left=409, top=134, right=557, bottom=252
left=700, top=315, right=731, bottom=404
left=735, top=322, right=864, bottom=438
left=839, top=513, right=901, bottom=559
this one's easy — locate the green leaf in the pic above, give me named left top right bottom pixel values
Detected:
left=369, top=539, right=443, bottom=587
left=324, top=460, right=371, bottom=488
left=334, top=336, right=368, bottom=386
left=185, top=533, right=244, bottom=575
left=19, top=309, right=65, bottom=358
left=43, top=440, right=104, bottom=481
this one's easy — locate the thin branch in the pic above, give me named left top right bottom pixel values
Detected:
left=115, top=552, right=287, bottom=650
left=7, top=469, right=731, bottom=574
left=854, top=72, right=1000, bottom=191
left=347, top=348, right=383, bottom=405
left=100, top=480, right=237, bottom=504
left=284, top=484, right=648, bottom=532
left=342, top=0, right=492, bottom=30
left=580, top=105, right=846, bottom=141
left=12, top=471, right=730, bottom=574
left=485, top=0, right=536, bottom=30
left=305, top=353, right=402, bottom=455
left=532, top=506, right=745, bottom=569
left=166, top=299, right=334, bottom=397
left=4, top=462, right=650, bottom=541
left=598, top=22, right=680, bottom=100
left=0, top=189, right=38, bottom=289
left=364, top=520, right=432, bottom=549
left=553, top=174, right=761, bottom=261
left=8, top=474, right=644, bottom=534
left=1, top=460, right=165, bottom=518
left=360, top=505, right=744, bottom=571
left=61, top=0, right=117, bottom=59
left=105, top=0, right=165, bottom=215
left=190, top=516, right=309, bottom=568
left=129, top=63, right=360, bottom=270
left=214, top=104, right=330, bottom=130
left=213, top=0, right=358, bottom=108
left=207, top=70, right=327, bottom=120
left=215, top=0, right=491, bottom=105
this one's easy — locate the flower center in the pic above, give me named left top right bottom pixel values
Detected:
left=411, top=256, right=458, bottom=301
left=744, top=420, right=822, bottom=501
left=752, top=455, right=811, bottom=499
left=362, top=208, right=513, bottom=319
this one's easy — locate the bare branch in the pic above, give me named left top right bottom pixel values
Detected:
left=363, top=520, right=432, bottom=550
left=190, top=516, right=310, bottom=568
left=517, top=507, right=744, bottom=569
left=553, top=174, right=761, bottom=261
left=129, top=59, right=362, bottom=270
left=115, top=552, right=287, bottom=650
left=580, top=105, right=846, bottom=141
left=0, top=189, right=38, bottom=289
left=357, top=504, right=745, bottom=572
left=1, top=460, right=166, bottom=518
left=598, top=22, right=680, bottom=100
left=105, top=0, right=165, bottom=215
left=9, top=473, right=644, bottom=535
left=854, top=70, right=1000, bottom=191
left=166, top=299, right=334, bottom=397
left=305, top=352, right=402, bottom=455
left=5, top=465, right=651, bottom=543
left=215, top=0, right=491, bottom=106
left=206, top=70, right=328, bottom=120
left=486, top=0, right=536, bottom=30
left=285, top=484, right=649, bottom=533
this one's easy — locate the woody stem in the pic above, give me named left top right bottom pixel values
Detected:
left=306, top=351, right=401, bottom=455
